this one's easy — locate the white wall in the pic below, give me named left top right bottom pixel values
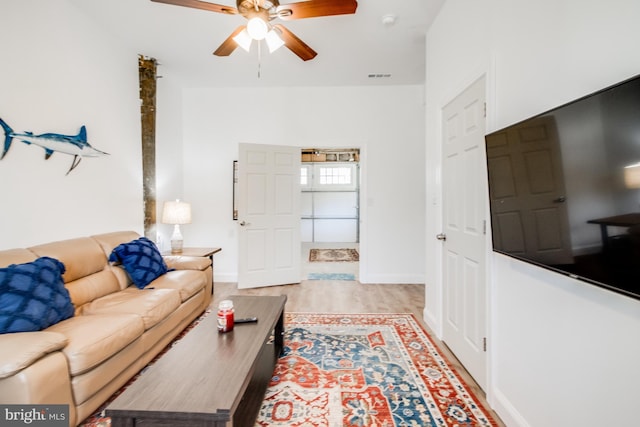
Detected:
left=176, top=86, right=426, bottom=284
left=425, top=1, right=640, bottom=426
left=0, top=0, right=143, bottom=249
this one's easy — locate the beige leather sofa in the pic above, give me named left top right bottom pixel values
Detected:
left=0, top=231, right=213, bottom=426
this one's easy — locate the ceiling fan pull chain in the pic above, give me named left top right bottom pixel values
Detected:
left=257, top=41, right=262, bottom=79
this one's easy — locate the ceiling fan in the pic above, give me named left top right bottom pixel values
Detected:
left=150, top=0, right=358, bottom=61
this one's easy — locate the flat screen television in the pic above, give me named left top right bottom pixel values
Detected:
left=485, top=73, right=640, bottom=300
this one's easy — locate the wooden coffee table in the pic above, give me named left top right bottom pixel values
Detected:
left=106, top=295, right=287, bottom=427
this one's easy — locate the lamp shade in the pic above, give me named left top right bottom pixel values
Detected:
left=162, top=200, right=192, bottom=225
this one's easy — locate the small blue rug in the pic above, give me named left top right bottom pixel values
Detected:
left=308, top=273, right=356, bottom=281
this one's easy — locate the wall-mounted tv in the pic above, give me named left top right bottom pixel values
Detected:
left=485, top=73, right=640, bottom=300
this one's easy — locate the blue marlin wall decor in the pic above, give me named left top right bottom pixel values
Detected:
left=0, top=117, right=109, bottom=175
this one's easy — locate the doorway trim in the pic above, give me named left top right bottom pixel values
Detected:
left=299, top=143, right=367, bottom=283
left=428, top=62, right=498, bottom=402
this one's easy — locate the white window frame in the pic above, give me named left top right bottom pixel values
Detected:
left=300, top=164, right=312, bottom=189
left=311, top=163, right=358, bottom=191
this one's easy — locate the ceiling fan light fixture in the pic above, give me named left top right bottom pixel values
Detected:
left=265, top=29, right=285, bottom=53
left=246, top=17, right=268, bottom=40
left=232, top=28, right=253, bottom=51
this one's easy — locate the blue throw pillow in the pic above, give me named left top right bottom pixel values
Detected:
left=109, top=237, right=168, bottom=289
left=0, top=257, right=74, bottom=334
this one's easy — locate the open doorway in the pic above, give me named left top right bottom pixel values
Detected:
left=300, top=148, right=360, bottom=281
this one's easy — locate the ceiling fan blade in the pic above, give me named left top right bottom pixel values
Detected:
left=273, top=24, right=317, bottom=61
left=150, top=0, right=238, bottom=15
left=213, top=26, right=246, bottom=56
left=276, top=0, right=357, bottom=20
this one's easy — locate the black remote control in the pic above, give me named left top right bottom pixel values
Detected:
left=235, top=317, right=258, bottom=323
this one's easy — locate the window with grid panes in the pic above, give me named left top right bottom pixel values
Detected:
left=319, top=167, right=352, bottom=185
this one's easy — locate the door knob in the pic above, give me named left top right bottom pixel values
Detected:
left=553, top=196, right=566, bottom=203
left=239, top=220, right=250, bottom=226
left=436, top=233, right=447, bottom=241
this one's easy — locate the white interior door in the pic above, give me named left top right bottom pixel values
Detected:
left=441, top=77, right=488, bottom=390
left=237, top=143, right=301, bottom=288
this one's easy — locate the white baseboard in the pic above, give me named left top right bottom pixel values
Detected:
left=213, top=273, right=237, bottom=283
left=422, top=307, right=441, bottom=339
left=490, top=386, right=531, bottom=427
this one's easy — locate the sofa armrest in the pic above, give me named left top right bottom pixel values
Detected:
left=0, top=331, right=68, bottom=378
left=163, top=255, right=211, bottom=271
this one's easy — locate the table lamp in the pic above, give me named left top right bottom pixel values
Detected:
left=162, top=199, right=192, bottom=253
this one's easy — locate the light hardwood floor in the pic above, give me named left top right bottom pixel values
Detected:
left=212, top=280, right=506, bottom=426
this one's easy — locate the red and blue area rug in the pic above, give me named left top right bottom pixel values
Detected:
left=81, top=312, right=496, bottom=426
left=256, top=313, right=496, bottom=427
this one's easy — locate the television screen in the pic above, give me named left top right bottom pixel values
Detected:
left=485, top=74, right=640, bottom=300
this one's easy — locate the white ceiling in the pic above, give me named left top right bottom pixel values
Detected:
left=69, top=0, right=445, bottom=88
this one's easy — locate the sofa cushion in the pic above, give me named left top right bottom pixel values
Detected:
left=151, top=270, right=207, bottom=302
left=109, top=237, right=169, bottom=289
left=29, top=236, right=121, bottom=309
left=81, top=287, right=181, bottom=330
left=47, top=314, right=144, bottom=376
left=63, top=270, right=121, bottom=312
left=0, top=331, right=68, bottom=379
left=0, top=248, right=37, bottom=268
left=29, top=237, right=108, bottom=284
left=91, top=231, right=141, bottom=257
left=0, top=257, right=74, bottom=334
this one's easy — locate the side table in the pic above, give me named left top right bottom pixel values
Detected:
left=163, top=247, right=221, bottom=294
